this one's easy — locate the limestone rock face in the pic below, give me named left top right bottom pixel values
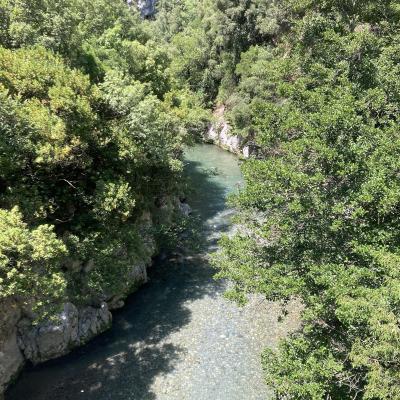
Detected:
left=0, top=299, right=24, bottom=395
left=18, top=302, right=111, bottom=364
left=78, top=303, right=112, bottom=344
left=204, top=105, right=248, bottom=157
left=17, top=303, right=78, bottom=363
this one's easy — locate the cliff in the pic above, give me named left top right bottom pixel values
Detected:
left=204, top=105, right=260, bottom=159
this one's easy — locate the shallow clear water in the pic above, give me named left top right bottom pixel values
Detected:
left=6, top=144, right=281, bottom=400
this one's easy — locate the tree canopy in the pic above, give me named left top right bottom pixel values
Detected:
left=204, top=0, right=400, bottom=398
left=0, top=0, right=209, bottom=313
left=2, top=0, right=400, bottom=398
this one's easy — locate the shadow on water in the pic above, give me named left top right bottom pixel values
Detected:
left=6, top=144, right=243, bottom=400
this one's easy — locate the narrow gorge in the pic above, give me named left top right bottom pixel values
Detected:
left=2, top=1, right=400, bottom=399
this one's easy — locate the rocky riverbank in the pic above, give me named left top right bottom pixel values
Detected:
left=204, top=105, right=260, bottom=159
left=0, top=241, right=149, bottom=395
left=0, top=196, right=189, bottom=396
left=5, top=144, right=300, bottom=400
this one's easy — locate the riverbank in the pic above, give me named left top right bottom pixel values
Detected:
left=204, top=105, right=260, bottom=159
left=5, top=144, right=300, bottom=399
left=0, top=195, right=184, bottom=395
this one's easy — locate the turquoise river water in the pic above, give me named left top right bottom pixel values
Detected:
left=6, top=144, right=295, bottom=400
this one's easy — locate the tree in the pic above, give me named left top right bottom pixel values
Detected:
left=213, top=0, right=400, bottom=398
left=0, top=0, right=194, bottom=312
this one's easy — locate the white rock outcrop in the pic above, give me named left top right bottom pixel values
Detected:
left=77, top=303, right=112, bottom=345
left=204, top=105, right=256, bottom=158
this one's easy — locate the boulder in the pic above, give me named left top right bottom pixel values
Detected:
left=17, top=303, right=79, bottom=364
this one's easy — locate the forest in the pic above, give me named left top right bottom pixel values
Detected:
left=1, top=0, right=400, bottom=399
left=0, top=0, right=209, bottom=314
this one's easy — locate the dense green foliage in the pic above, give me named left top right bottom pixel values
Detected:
left=148, top=0, right=400, bottom=398
left=3, top=0, right=400, bottom=398
left=199, top=0, right=400, bottom=398
left=0, top=0, right=209, bottom=312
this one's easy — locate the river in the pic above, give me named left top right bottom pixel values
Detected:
left=6, top=144, right=296, bottom=400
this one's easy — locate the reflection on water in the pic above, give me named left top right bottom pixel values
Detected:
left=6, top=144, right=244, bottom=400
